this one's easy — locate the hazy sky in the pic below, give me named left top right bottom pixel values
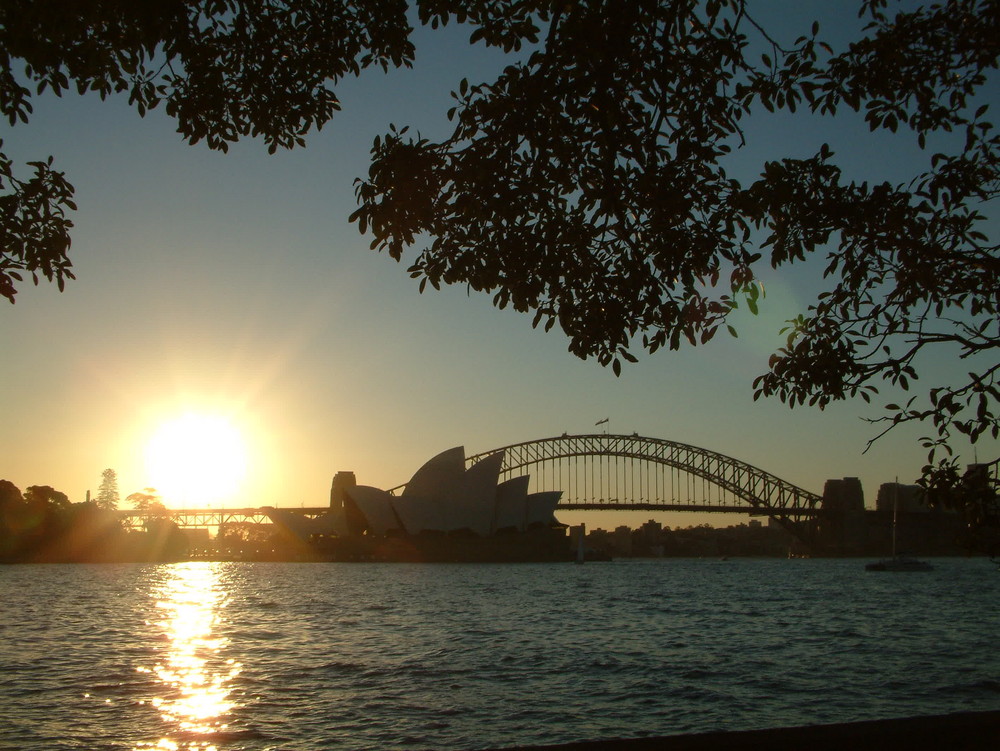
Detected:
left=2, top=3, right=996, bottom=530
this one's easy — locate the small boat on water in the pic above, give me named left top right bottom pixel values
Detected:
left=865, top=480, right=934, bottom=572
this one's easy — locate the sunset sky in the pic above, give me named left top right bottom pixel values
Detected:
left=2, top=3, right=997, bottom=530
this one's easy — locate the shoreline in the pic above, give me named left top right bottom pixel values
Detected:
left=496, top=711, right=1000, bottom=750
left=188, top=551, right=996, bottom=560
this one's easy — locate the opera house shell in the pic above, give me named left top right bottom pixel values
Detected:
left=265, top=447, right=568, bottom=561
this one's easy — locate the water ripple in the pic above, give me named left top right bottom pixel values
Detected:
left=1, top=558, right=999, bottom=750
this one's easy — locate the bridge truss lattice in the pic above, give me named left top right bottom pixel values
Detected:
left=118, top=507, right=305, bottom=532
left=467, top=434, right=824, bottom=529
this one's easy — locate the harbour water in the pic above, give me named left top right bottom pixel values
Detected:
left=1, top=558, right=998, bottom=750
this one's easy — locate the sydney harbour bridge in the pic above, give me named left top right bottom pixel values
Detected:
left=121, top=434, right=827, bottom=542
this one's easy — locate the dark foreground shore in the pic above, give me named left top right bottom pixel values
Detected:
left=498, top=711, right=1000, bottom=751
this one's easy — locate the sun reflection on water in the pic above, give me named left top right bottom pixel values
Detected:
left=136, top=562, right=241, bottom=751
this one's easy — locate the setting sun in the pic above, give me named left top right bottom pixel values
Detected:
left=145, top=413, right=248, bottom=507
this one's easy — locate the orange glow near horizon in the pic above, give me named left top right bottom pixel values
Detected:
left=144, top=413, right=248, bottom=508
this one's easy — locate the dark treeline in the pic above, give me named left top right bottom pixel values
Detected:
left=0, top=480, right=187, bottom=563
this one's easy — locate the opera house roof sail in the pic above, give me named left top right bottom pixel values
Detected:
left=265, top=446, right=565, bottom=546
left=347, top=447, right=562, bottom=537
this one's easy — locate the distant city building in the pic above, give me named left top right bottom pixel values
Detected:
left=639, top=519, right=662, bottom=538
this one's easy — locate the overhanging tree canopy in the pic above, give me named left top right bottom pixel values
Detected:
left=1, top=0, right=998, bottom=471
left=1, top=0, right=414, bottom=302
left=352, top=0, right=1000, bottom=466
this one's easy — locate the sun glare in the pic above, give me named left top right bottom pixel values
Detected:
left=145, top=413, right=248, bottom=507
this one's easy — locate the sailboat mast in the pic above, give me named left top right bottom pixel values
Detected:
left=892, top=478, right=898, bottom=558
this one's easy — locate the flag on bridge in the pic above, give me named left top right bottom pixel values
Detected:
left=595, top=418, right=609, bottom=426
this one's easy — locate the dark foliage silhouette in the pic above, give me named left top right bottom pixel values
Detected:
left=2, top=2, right=998, bottom=514
left=0, top=479, right=188, bottom=562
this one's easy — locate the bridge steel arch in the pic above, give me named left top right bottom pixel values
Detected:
left=466, top=434, right=824, bottom=534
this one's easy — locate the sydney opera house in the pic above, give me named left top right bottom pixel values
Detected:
left=265, top=447, right=571, bottom=561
